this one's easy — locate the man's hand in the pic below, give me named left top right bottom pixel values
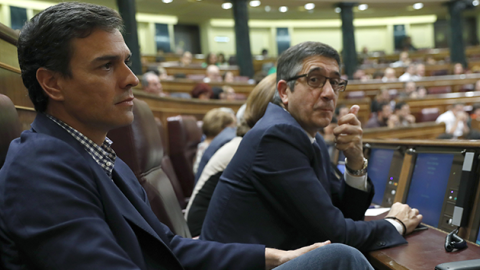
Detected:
left=265, top=241, right=331, bottom=269
left=333, top=105, right=364, bottom=170
left=386, top=202, right=423, bottom=235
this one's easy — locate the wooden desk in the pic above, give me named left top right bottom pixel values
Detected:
left=161, top=62, right=240, bottom=76
left=366, top=213, right=480, bottom=270
left=363, top=122, right=445, bottom=140
left=158, top=79, right=256, bottom=96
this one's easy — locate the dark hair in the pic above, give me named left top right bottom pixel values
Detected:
left=17, top=2, right=123, bottom=112
left=395, top=102, right=407, bottom=111
left=375, top=102, right=390, bottom=113
left=335, top=104, right=347, bottom=117
left=273, top=42, right=341, bottom=105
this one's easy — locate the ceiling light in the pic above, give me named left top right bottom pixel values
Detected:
left=335, top=7, right=341, bottom=13
left=473, top=0, right=479, bottom=6
left=413, top=3, right=424, bottom=9
left=305, top=3, right=315, bottom=10
left=265, top=5, right=271, bottom=12
left=279, top=6, right=288, bottom=12
left=162, top=0, right=173, bottom=3
left=250, top=0, right=261, bottom=7
left=222, top=2, right=232, bottom=9
left=358, top=4, right=368, bottom=11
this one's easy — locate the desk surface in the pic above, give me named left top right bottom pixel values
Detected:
left=366, top=215, right=480, bottom=270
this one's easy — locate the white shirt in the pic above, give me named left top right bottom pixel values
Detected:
left=436, top=110, right=464, bottom=138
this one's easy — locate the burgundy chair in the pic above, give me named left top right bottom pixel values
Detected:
left=0, top=94, right=21, bottom=168
left=419, top=107, right=440, bottom=122
left=427, top=86, right=451, bottom=95
left=155, top=117, right=187, bottom=209
left=107, top=99, right=191, bottom=238
left=167, top=116, right=202, bottom=198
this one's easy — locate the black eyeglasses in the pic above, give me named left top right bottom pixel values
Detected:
left=286, top=68, right=348, bottom=93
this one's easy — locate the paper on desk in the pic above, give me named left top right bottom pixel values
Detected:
left=365, top=208, right=390, bottom=216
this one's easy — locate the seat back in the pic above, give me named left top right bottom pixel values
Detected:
left=107, top=99, right=191, bottom=238
left=427, top=86, right=452, bottom=95
left=346, top=91, right=366, bottom=99
left=167, top=116, right=202, bottom=197
left=419, top=107, right=440, bottom=122
left=0, top=94, right=21, bottom=168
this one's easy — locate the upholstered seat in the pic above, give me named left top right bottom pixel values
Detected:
left=108, top=99, right=191, bottom=238
left=167, top=115, right=202, bottom=198
left=0, top=94, right=21, bottom=168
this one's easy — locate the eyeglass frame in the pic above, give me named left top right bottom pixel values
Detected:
left=285, top=68, right=348, bottom=93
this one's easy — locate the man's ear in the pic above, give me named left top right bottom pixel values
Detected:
left=277, top=80, right=289, bottom=106
left=36, top=68, right=65, bottom=101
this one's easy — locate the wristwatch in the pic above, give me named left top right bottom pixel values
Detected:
left=345, top=157, right=368, bottom=176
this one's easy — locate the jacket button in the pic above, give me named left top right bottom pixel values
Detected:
left=378, top=241, right=386, bottom=246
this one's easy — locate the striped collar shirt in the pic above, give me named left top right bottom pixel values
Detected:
left=45, top=114, right=116, bottom=178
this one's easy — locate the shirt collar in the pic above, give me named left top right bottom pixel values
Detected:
left=45, top=114, right=117, bottom=178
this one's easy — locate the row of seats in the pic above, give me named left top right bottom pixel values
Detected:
left=0, top=94, right=202, bottom=238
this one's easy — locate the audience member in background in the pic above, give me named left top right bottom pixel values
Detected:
left=191, top=83, right=213, bottom=100
left=475, top=80, right=480, bottom=91
left=365, top=102, right=392, bottom=128
left=371, top=88, right=391, bottom=113
left=387, top=114, right=400, bottom=128
left=436, top=103, right=469, bottom=138
left=401, top=36, right=417, bottom=51
left=180, top=51, right=193, bottom=66
left=186, top=74, right=277, bottom=237
left=425, top=56, right=436, bottom=65
left=453, top=63, right=465, bottom=75
left=221, top=86, right=236, bottom=101
left=394, top=102, right=415, bottom=126
left=202, top=52, right=218, bottom=68
left=223, top=71, right=235, bottom=83
left=193, top=108, right=236, bottom=174
left=382, top=67, right=397, bottom=82
left=399, top=81, right=417, bottom=99
left=410, top=86, right=427, bottom=99
left=194, top=108, right=237, bottom=183
left=261, top=48, right=269, bottom=58
left=217, top=53, right=229, bottom=67
left=372, top=70, right=384, bottom=80
left=399, top=64, right=417, bottom=82
left=204, top=65, right=222, bottom=83
left=142, top=71, right=168, bottom=97
left=391, top=51, right=411, bottom=67
left=415, top=63, right=425, bottom=79
left=353, top=69, right=370, bottom=81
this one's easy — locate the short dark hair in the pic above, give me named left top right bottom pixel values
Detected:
left=395, top=102, right=407, bottom=111
left=273, top=42, right=341, bottom=105
left=17, top=2, right=123, bottom=112
left=376, top=102, right=390, bottom=113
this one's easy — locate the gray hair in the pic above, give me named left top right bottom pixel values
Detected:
left=141, top=71, right=157, bottom=88
left=272, top=41, right=341, bottom=105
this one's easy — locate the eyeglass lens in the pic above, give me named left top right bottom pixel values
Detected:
left=306, top=70, right=346, bottom=92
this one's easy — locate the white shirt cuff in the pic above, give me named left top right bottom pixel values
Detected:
left=344, top=172, right=368, bottom=191
left=385, top=218, right=404, bottom=235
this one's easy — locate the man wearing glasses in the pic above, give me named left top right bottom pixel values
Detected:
left=201, top=42, right=422, bottom=253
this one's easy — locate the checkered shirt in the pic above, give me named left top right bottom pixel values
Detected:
left=46, top=114, right=117, bottom=178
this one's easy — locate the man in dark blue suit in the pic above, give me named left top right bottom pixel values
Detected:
left=0, top=3, right=374, bottom=269
left=202, top=42, right=423, bottom=252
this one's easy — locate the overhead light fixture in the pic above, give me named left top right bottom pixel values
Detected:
left=222, top=2, right=232, bottom=9
left=250, top=0, right=261, bottom=7
left=358, top=4, right=368, bottom=11
left=279, top=6, right=288, bottom=12
left=335, top=7, right=341, bottom=13
left=305, top=3, right=315, bottom=10
left=162, top=0, right=173, bottom=3
left=265, top=5, right=271, bottom=12
left=413, top=3, right=424, bottom=9
left=473, top=0, right=479, bottom=6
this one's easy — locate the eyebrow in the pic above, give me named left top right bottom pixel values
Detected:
left=308, top=67, right=340, bottom=77
left=92, top=53, right=132, bottom=64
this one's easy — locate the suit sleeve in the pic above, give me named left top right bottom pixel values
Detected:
left=0, top=137, right=141, bottom=270
left=250, top=124, right=406, bottom=252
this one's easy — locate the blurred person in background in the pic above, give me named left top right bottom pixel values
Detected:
left=180, top=51, right=193, bottom=66
left=191, top=83, right=213, bottom=100
left=394, top=102, right=415, bottom=126
left=382, top=67, right=397, bottom=82
left=142, top=71, right=168, bottom=97
left=202, top=52, right=218, bottom=68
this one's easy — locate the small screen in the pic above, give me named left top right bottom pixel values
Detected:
left=337, top=163, right=346, bottom=174
left=406, top=153, right=454, bottom=228
left=367, top=148, right=395, bottom=205
left=476, top=227, right=480, bottom=245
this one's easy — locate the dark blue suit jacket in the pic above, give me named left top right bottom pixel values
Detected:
left=194, top=127, right=236, bottom=183
left=0, top=113, right=264, bottom=270
left=201, top=103, right=406, bottom=252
